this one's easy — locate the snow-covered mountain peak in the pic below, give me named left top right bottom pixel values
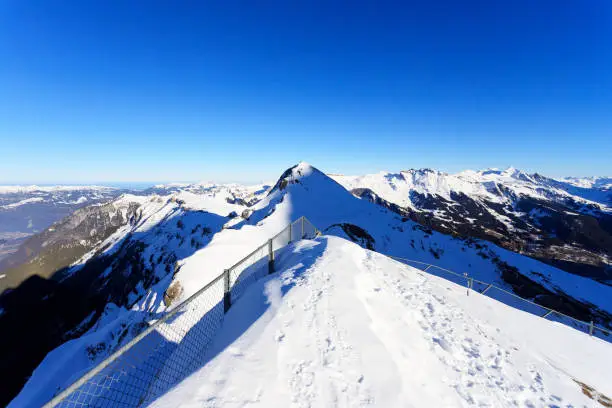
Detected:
left=268, top=162, right=330, bottom=195
left=332, top=168, right=492, bottom=208
left=561, top=176, right=612, bottom=189
left=475, top=166, right=534, bottom=182
left=285, top=161, right=318, bottom=179
left=399, top=168, right=440, bottom=175
left=334, top=165, right=612, bottom=211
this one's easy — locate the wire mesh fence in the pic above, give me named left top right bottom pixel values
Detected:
left=391, top=256, right=612, bottom=341
left=43, top=217, right=320, bottom=408
left=36, top=218, right=607, bottom=407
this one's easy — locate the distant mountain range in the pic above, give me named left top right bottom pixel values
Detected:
left=1, top=166, right=611, bottom=406
left=332, top=167, right=612, bottom=283
left=0, top=186, right=126, bottom=266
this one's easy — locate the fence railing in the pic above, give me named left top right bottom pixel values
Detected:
left=390, top=256, right=612, bottom=341
left=36, top=221, right=609, bottom=407
left=42, top=216, right=320, bottom=408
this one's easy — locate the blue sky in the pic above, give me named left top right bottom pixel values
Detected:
left=1, top=1, right=610, bottom=183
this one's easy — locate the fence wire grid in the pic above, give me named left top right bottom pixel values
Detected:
left=391, top=257, right=611, bottom=341
left=37, top=218, right=609, bottom=407
left=43, top=216, right=320, bottom=408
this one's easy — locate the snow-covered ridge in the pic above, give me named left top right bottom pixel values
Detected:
left=334, top=168, right=495, bottom=206
left=152, top=236, right=612, bottom=407
left=559, top=176, right=612, bottom=189
left=0, top=197, right=45, bottom=209
left=330, top=165, right=612, bottom=287
left=332, top=166, right=611, bottom=210
left=0, top=185, right=116, bottom=194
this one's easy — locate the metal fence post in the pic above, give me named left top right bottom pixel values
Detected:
left=301, top=216, right=305, bottom=239
left=589, top=321, right=594, bottom=336
left=268, top=239, right=274, bottom=274
left=288, top=221, right=292, bottom=243
left=223, top=269, right=231, bottom=313
left=480, top=283, right=493, bottom=295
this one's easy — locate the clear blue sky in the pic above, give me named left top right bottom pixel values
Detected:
left=1, top=0, right=611, bottom=183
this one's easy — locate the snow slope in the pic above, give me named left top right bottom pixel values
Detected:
left=330, top=167, right=612, bottom=283
left=153, top=236, right=612, bottom=408
left=8, top=163, right=612, bottom=407
left=561, top=176, right=612, bottom=190
left=5, top=186, right=269, bottom=407
left=228, top=163, right=612, bottom=320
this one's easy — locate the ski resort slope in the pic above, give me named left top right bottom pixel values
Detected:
left=152, top=236, right=611, bottom=408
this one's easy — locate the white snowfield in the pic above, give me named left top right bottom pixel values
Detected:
left=152, top=236, right=611, bottom=408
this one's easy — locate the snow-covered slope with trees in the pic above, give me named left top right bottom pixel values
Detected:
left=153, top=236, right=612, bottom=407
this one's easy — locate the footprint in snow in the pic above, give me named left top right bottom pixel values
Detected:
left=433, top=336, right=452, bottom=352
left=227, top=347, right=243, bottom=357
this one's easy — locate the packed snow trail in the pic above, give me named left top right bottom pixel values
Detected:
left=152, top=236, right=611, bottom=408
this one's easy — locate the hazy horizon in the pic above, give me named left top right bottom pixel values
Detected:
left=1, top=163, right=610, bottom=187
